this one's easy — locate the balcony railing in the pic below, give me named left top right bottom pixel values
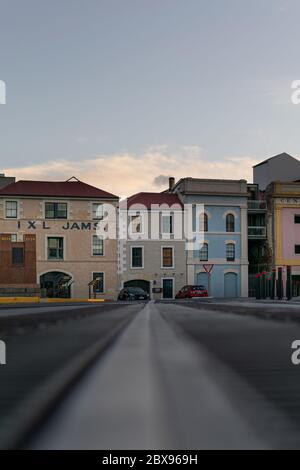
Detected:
left=248, top=226, right=267, bottom=238
left=248, top=200, right=267, bottom=210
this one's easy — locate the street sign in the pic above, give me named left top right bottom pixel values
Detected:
left=203, top=264, right=214, bottom=275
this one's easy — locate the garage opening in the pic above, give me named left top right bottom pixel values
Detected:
left=40, top=272, right=73, bottom=298
left=124, top=280, right=150, bottom=294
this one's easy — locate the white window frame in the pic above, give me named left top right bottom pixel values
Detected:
left=46, top=235, right=65, bottom=261
left=43, top=200, right=69, bottom=220
left=5, top=200, right=18, bottom=219
left=91, top=271, right=105, bottom=294
left=131, top=245, right=144, bottom=269
left=92, top=202, right=104, bottom=221
left=161, top=213, right=174, bottom=236
left=129, top=212, right=145, bottom=237
left=161, top=246, right=175, bottom=269
left=92, top=234, right=105, bottom=256
left=225, top=241, right=236, bottom=262
left=199, top=242, right=209, bottom=262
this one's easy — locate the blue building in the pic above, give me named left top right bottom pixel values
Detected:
left=172, top=178, right=249, bottom=298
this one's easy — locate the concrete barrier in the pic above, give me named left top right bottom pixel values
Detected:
left=45, top=298, right=106, bottom=303
left=0, top=297, right=40, bottom=304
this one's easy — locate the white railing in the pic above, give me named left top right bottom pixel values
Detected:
left=248, top=226, right=267, bottom=238
left=248, top=200, right=267, bottom=210
left=248, top=201, right=267, bottom=210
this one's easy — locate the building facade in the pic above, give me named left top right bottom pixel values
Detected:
left=247, top=183, right=269, bottom=296
left=266, top=181, right=300, bottom=291
left=0, top=178, right=119, bottom=299
left=119, top=192, right=186, bottom=299
left=253, top=152, right=300, bottom=190
left=172, top=178, right=249, bottom=298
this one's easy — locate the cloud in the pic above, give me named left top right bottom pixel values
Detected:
left=153, top=175, right=172, bottom=187
left=3, top=147, right=259, bottom=196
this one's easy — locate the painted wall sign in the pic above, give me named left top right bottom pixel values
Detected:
left=17, top=221, right=100, bottom=231
left=278, top=198, right=300, bottom=205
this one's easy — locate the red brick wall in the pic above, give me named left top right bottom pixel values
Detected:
left=0, top=234, right=37, bottom=286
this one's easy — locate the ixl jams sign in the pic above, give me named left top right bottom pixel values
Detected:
left=0, top=80, right=6, bottom=104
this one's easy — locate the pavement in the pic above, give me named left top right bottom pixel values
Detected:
left=26, top=300, right=300, bottom=450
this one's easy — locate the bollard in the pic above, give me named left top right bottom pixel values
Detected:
left=286, top=265, right=292, bottom=301
left=277, top=267, right=283, bottom=300
left=261, top=272, right=267, bottom=299
left=271, top=269, right=276, bottom=300
left=255, top=274, right=261, bottom=300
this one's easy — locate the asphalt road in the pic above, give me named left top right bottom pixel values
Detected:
left=2, top=300, right=300, bottom=449
left=0, top=302, right=141, bottom=449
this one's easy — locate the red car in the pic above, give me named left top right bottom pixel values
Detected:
left=175, top=285, right=208, bottom=299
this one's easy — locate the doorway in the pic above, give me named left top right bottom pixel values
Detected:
left=162, top=278, right=174, bottom=299
left=224, top=272, right=238, bottom=298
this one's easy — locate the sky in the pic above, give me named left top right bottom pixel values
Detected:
left=1, top=0, right=300, bottom=195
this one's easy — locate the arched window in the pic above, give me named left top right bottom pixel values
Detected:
left=200, top=213, right=208, bottom=232
left=226, top=243, right=235, bottom=262
left=199, top=243, right=208, bottom=261
left=226, top=214, right=235, bottom=232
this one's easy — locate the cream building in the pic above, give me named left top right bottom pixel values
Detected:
left=119, top=192, right=187, bottom=299
left=0, top=177, right=119, bottom=299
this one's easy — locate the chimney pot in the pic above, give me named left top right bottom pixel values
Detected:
left=169, top=177, right=175, bottom=191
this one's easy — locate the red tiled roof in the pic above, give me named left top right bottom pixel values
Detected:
left=124, top=192, right=183, bottom=209
left=0, top=179, right=118, bottom=199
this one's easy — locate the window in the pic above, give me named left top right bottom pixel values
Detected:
left=226, top=243, right=235, bottom=261
left=295, top=245, right=300, bottom=254
left=92, top=235, right=104, bottom=256
left=92, top=272, right=104, bottom=293
left=5, top=201, right=18, bottom=218
left=92, top=203, right=104, bottom=220
left=130, top=214, right=143, bottom=233
left=10, top=234, right=17, bottom=242
left=162, top=247, right=174, bottom=268
left=131, top=247, right=143, bottom=268
left=162, top=214, right=173, bottom=234
left=45, top=202, right=67, bottom=219
left=200, top=213, right=208, bottom=232
left=12, top=247, right=24, bottom=265
left=47, top=237, right=64, bottom=260
left=199, top=243, right=208, bottom=261
left=226, top=214, right=235, bottom=232
left=295, top=215, right=300, bottom=224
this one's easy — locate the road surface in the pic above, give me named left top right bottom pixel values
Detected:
left=1, top=300, right=300, bottom=449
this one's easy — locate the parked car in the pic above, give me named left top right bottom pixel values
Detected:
left=175, top=285, right=208, bottom=299
left=118, top=287, right=149, bottom=301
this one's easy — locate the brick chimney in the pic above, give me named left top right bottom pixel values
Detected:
left=169, top=177, right=175, bottom=191
left=0, top=173, right=15, bottom=189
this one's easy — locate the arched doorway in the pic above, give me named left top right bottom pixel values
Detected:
left=124, top=279, right=150, bottom=294
left=224, top=272, right=238, bottom=298
left=197, top=272, right=209, bottom=290
left=40, top=272, right=73, bottom=298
